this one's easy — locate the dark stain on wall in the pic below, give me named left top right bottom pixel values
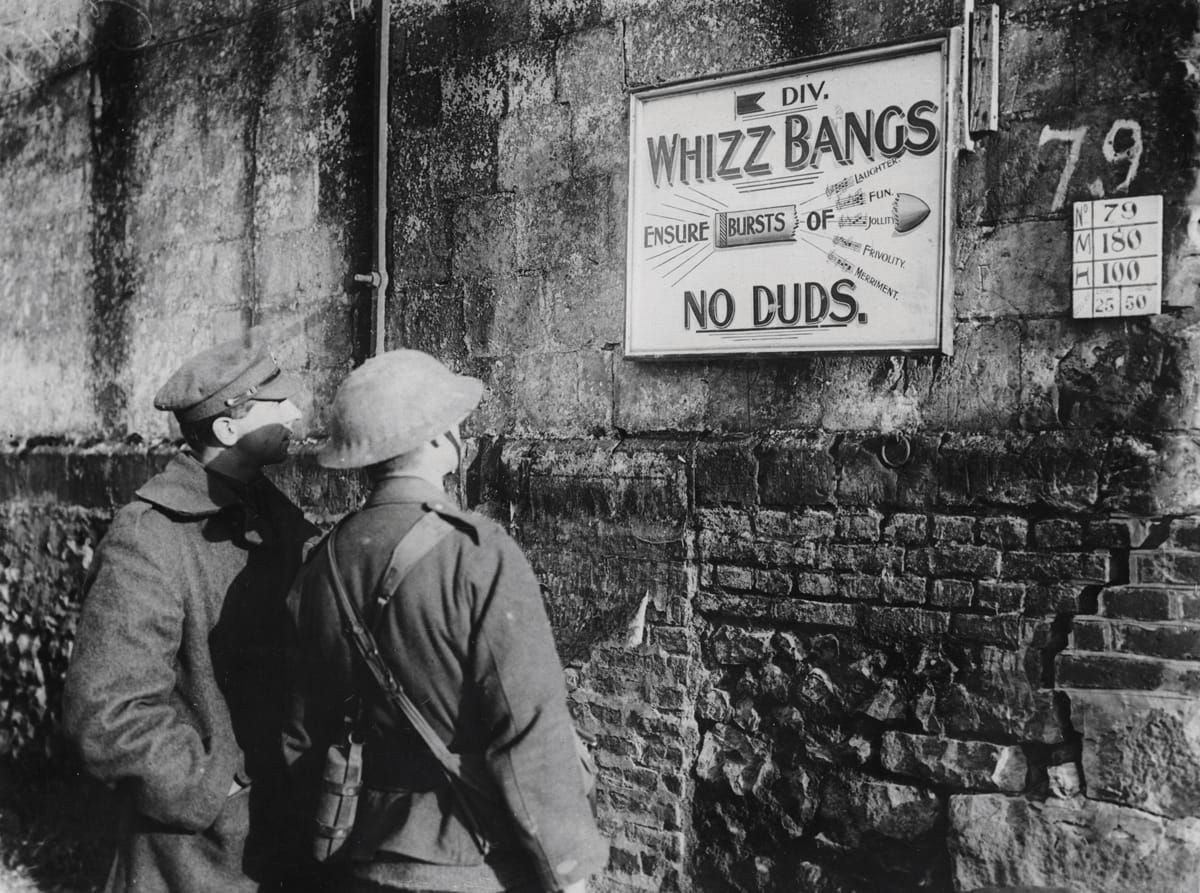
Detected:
left=88, top=4, right=142, bottom=435
left=239, top=6, right=286, bottom=328
left=318, top=9, right=375, bottom=362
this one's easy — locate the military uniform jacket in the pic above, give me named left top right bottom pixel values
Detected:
left=64, top=452, right=318, bottom=893
left=283, top=476, right=607, bottom=892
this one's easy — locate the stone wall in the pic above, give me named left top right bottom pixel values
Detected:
left=481, top=429, right=1200, bottom=891
left=2, top=0, right=1200, bottom=891
left=0, top=0, right=371, bottom=443
left=384, top=0, right=1200, bottom=890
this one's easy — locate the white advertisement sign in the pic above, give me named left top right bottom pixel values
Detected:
left=625, top=35, right=961, bottom=357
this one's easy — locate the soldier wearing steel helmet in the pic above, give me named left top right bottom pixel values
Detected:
left=283, top=349, right=606, bottom=893
left=64, top=332, right=321, bottom=892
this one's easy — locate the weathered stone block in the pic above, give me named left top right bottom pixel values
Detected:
left=831, top=438, right=896, bottom=508
left=755, top=509, right=835, bottom=542
left=1100, top=585, right=1200, bottom=621
left=612, top=359, right=708, bottom=433
left=749, top=568, right=791, bottom=596
left=451, top=193, right=517, bottom=276
left=520, top=439, right=688, bottom=525
left=697, top=688, right=732, bottom=723
left=861, top=678, right=908, bottom=723
left=432, top=113, right=500, bottom=196
left=773, top=599, right=857, bottom=628
left=976, top=581, right=1026, bottom=615
left=542, top=263, right=624, bottom=352
left=1086, top=517, right=1155, bottom=550
left=881, top=732, right=1027, bottom=793
left=1169, top=519, right=1200, bottom=552
left=1072, top=617, right=1200, bottom=661
left=794, top=572, right=838, bottom=599
left=1001, top=550, right=1111, bottom=583
left=624, top=0, right=802, bottom=86
left=952, top=613, right=1021, bottom=649
left=714, top=565, right=753, bottom=591
left=758, top=436, right=837, bottom=507
left=714, top=564, right=785, bottom=597
left=481, top=349, right=616, bottom=435
left=841, top=434, right=941, bottom=511
left=921, top=320, right=1024, bottom=431
left=834, top=511, right=882, bottom=543
left=865, top=607, right=950, bottom=642
left=957, top=220, right=1070, bottom=316
left=1032, top=519, right=1084, bottom=550
left=400, top=282, right=469, bottom=361
left=696, top=592, right=856, bottom=629
left=695, top=439, right=758, bottom=507
left=1021, top=316, right=1192, bottom=433
left=1024, top=582, right=1089, bottom=615
left=556, top=27, right=625, bottom=175
left=1132, top=549, right=1200, bottom=586
left=458, top=276, right=540, bottom=355
left=907, top=545, right=1001, bottom=579
left=949, top=794, right=1200, bottom=893
left=497, top=104, right=571, bottom=192
left=942, top=647, right=1069, bottom=743
left=1057, top=650, right=1200, bottom=696
left=515, top=176, right=616, bottom=272
left=819, top=770, right=941, bottom=846
left=1071, top=689, right=1200, bottom=819
left=1103, top=435, right=1200, bottom=516
left=936, top=432, right=1100, bottom=510
left=882, top=513, right=928, bottom=546
left=697, top=508, right=752, bottom=538
left=933, top=515, right=974, bottom=544
left=977, top=516, right=1028, bottom=549
left=817, top=544, right=903, bottom=575
left=697, top=526, right=758, bottom=566
left=876, top=576, right=928, bottom=606
left=1048, top=762, right=1082, bottom=799
left=695, top=723, right=776, bottom=799
left=930, top=579, right=974, bottom=609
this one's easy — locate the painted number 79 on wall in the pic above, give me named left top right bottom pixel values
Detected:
left=1071, top=195, right=1162, bottom=319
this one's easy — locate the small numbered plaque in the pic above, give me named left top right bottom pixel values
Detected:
left=1072, top=195, right=1162, bottom=319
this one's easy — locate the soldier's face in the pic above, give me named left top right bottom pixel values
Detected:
left=228, top=398, right=302, bottom=466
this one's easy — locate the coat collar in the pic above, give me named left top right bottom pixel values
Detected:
left=136, top=451, right=260, bottom=518
left=364, top=475, right=451, bottom=509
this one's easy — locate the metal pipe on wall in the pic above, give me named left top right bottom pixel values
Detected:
left=355, top=0, right=392, bottom=356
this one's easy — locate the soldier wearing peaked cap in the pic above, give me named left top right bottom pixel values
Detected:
left=64, top=332, right=320, bottom=893
left=283, top=349, right=607, bottom=893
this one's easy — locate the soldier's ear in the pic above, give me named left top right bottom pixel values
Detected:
left=211, top=415, right=240, bottom=447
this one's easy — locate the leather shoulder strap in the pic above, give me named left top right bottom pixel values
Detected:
left=373, top=511, right=455, bottom=613
left=323, top=517, right=502, bottom=810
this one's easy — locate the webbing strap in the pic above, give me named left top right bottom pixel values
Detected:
left=323, top=513, right=504, bottom=819
left=374, top=512, right=456, bottom=611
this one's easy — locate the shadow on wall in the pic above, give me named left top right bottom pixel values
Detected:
left=0, top=760, right=116, bottom=893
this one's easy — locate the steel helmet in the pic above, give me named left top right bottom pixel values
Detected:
left=317, top=350, right=483, bottom=469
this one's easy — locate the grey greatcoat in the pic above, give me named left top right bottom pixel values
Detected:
left=64, top=452, right=318, bottom=893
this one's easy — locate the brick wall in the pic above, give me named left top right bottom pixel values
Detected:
left=483, top=430, right=1200, bottom=891
left=2, top=0, right=1200, bottom=891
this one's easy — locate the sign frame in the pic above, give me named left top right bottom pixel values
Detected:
left=624, top=31, right=964, bottom=359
